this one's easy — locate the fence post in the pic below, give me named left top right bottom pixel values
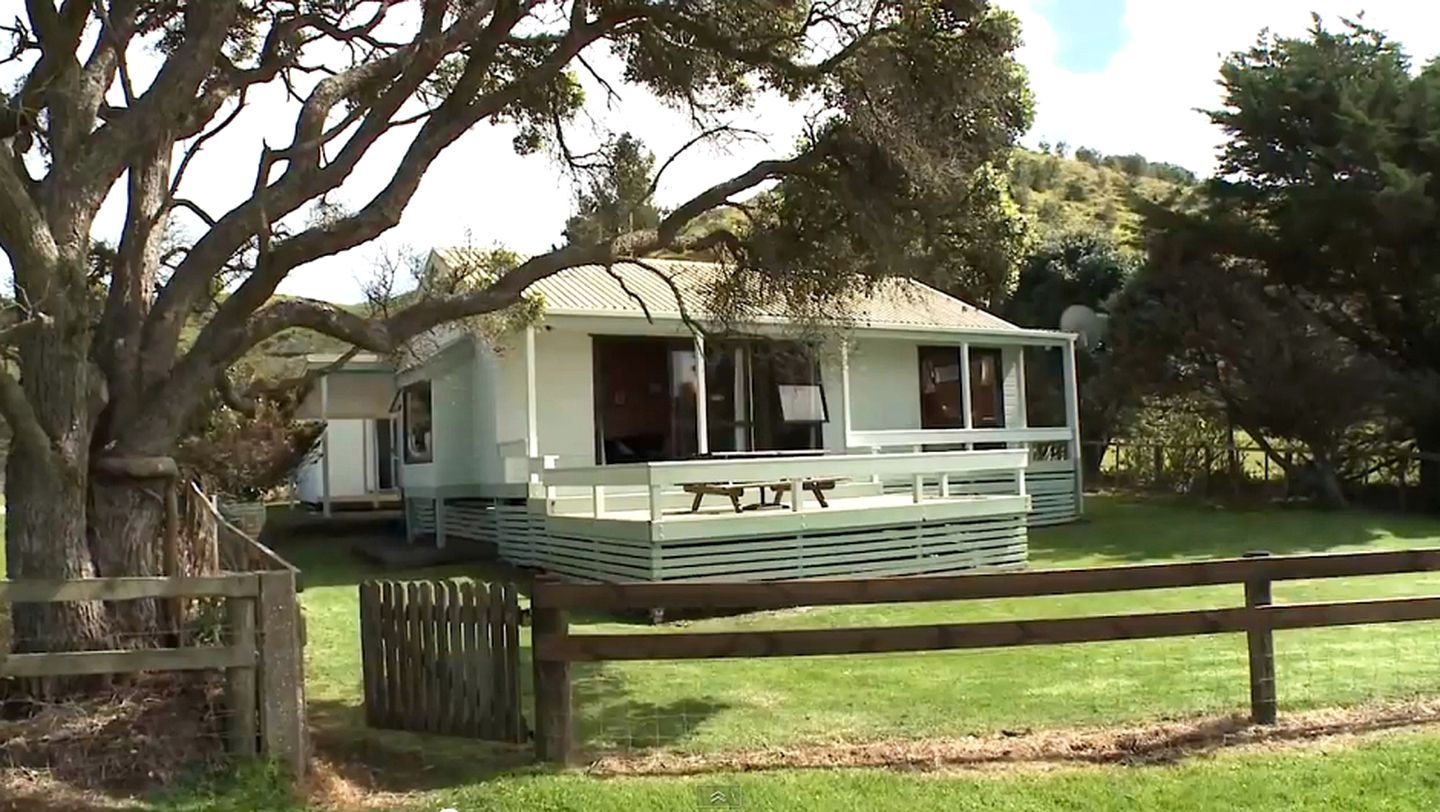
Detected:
left=257, top=570, right=306, bottom=775
left=532, top=577, right=573, bottom=765
left=226, top=587, right=258, bottom=757
left=1202, top=446, right=1213, bottom=496
left=1243, top=550, right=1277, bottom=725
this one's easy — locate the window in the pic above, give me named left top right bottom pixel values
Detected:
left=918, top=346, right=1006, bottom=429
left=402, top=382, right=433, bottom=463
left=969, top=348, right=1005, bottom=429
left=748, top=342, right=826, bottom=452
left=592, top=336, right=827, bottom=463
left=918, top=346, right=965, bottom=428
left=593, top=337, right=698, bottom=464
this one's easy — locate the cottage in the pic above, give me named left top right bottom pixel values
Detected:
left=291, top=352, right=401, bottom=512
left=308, top=250, right=1083, bottom=583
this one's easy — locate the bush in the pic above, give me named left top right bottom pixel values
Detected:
left=178, top=400, right=322, bottom=502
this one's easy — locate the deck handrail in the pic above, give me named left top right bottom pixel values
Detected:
left=539, top=448, right=1029, bottom=520
left=846, top=426, right=1072, bottom=448
left=541, top=448, right=1028, bottom=488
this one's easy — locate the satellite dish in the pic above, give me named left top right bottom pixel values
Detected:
left=1059, top=304, right=1110, bottom=349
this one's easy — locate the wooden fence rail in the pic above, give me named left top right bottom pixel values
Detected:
left=0, top=571, right=305, bottom=774
left=530, top=546, right=1440, bottom=763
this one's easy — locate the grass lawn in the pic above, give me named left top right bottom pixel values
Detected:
left=291, top=496, right=1440, bottom=757
left=152, top=729, right=1440, bottom=811
left=220, top=495, right=1440, bottom=810
left=15, top=498, right=1440, bottom=809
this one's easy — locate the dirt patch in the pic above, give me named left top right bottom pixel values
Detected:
left=586, top=698, right=1440, bottom=777
left=0, top=674, right=228, bottom=797
left=302, top=758, right=417, bottom=811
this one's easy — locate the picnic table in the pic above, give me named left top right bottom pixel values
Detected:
left=681, top=478, right=839, bottom=513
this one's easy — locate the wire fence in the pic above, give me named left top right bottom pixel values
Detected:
left=0, top=658, right=239, bottom=794
left=1084, top=440, right=1436, bottom=511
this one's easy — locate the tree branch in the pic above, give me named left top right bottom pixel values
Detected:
left=0, top=363, right=52, bottom=461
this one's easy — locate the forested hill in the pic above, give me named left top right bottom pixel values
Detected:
left=1010, top=146, right=1197, bottom=247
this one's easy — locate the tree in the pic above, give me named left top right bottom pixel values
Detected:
left=1004, top=230, right=1135, bottom=479
left=562, top=133, right=661, bottom=246
left=1109, top=255, right=1396, bottom=507
left=1193, top=15, right=1440, bottom=499
left=0, top=2, right=1032, bottom=651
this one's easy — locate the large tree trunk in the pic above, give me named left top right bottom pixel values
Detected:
left=4, top=324, right=111, bottom=653
left=5, top=444, right=110, bottom=653
left=88, top=476, right=168, bottom=635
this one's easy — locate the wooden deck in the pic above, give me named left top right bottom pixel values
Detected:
left=419, top=448, right=1042, bottom=584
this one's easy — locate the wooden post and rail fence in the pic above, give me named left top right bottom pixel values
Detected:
left=0, top=568, right=306, bottom=775
left=529, top=546, right=1440, bottom=762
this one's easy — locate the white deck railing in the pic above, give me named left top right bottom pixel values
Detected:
left=846, top=426, right=1072, bottom=450
left=539, top=449, right=1029, bottom=520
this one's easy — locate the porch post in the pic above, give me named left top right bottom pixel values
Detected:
left=1014, top=348, right=1029, bottom=430
left=525, top=325, right=539, bottom=458
left=694, top=333, right=709, bottom=456
left=840, top=341, right=853, bottom=447
left=320, top=374, right=332, bottom=517
left=1061, top=338, right=1084, bottom=515
left=959, top=343, right=973, bottom=432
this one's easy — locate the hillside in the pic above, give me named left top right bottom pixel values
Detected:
left=1009, top=147, right=1196, bottom=248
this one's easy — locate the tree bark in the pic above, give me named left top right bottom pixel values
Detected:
left=4, top=323, right=110, bottom=654
left=88, top=476, right=167, bottom=635
left=5, top=444, right=110, bottom=654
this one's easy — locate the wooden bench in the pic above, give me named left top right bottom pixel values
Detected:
left=681, top=479, right=840, bottom=513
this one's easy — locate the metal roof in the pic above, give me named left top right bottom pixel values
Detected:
left=431, top=251, right=1022, bottom=332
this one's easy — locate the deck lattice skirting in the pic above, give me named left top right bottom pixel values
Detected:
left=406, top=497, right=438, bottom=535
left=434, top=495, right=1028, bottom=583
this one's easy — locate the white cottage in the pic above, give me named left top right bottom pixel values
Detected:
left=291, top=352, right=402, bottom=512
left=372, top=250, right=1084, bottom=584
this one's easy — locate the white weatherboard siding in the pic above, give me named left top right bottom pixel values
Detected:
left=434, top=358, right=476, bottom=484
left=1002, top=346, right=1025, bottom=431
left=848, top=337, right=922, bottom=431
left=471, top=342, right=505, bottom=485
left=295, top=419, right=367, bottom=501
left=818, top=352, right=847, bottom=452
left=494, top=335, right=529, bottom=463
left=534, top=328, right=596, bottom=468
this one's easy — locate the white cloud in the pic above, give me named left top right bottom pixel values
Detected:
left=1009, top=0, right=1440, bottom=173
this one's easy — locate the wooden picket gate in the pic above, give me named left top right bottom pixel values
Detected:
left=358, top=580, right=527, bottom=741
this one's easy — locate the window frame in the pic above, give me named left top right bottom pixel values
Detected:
left=917, top=345, right=1007, bottom=430
left=401, top=381, right=434, bottom=464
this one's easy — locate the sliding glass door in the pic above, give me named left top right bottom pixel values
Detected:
left=593, top=337, right=697, bottom=464
left=593, top=335, right=827, bottom=464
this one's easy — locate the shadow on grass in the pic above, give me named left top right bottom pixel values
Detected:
left=1030, top=494, right=1440, bottom=565
left=306, top=650, right=731, bottom=793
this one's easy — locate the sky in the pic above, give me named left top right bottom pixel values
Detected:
left=8, top=2, right=1440, bottom=304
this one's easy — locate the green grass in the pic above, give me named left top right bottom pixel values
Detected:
left=10, top=497, right=1440, bottom=809
left=289, top=497, right=1440, bottom=757
left=437, top=732, right=1440, bottom=811
left=150, top=728, right=1440, bottom=811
